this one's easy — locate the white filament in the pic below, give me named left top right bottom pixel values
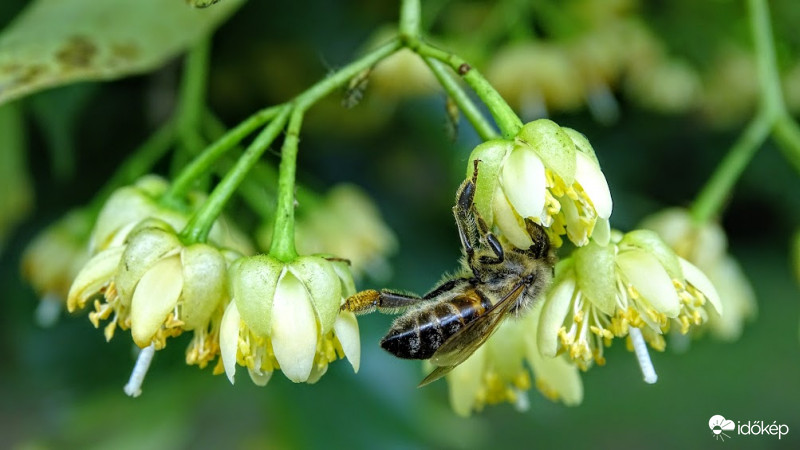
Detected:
left=124, top=343, right=156, bottom=397
left=629, top=327, right=658, bottom=384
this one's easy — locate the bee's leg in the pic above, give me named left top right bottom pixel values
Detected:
left=341, top=289, right=425, bottom=315
left=453, top=161, right=482, bottom=276
left=478, top=232, right=504, bottom=264
left=524, top=219, right=550, bottom=259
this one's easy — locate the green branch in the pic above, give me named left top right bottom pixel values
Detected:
left=176, top=39, right=210, bottom=152
left=411, top=41, right=522, bottom=138
left=164, top=106, right=282, bottom=205
left=422, top=57, right=499, bottom=141
left=690, top=114, right=771, bottom=224
left=691, top=0, right=800, bottom=222
left=180, top=105, right=292, bottom=244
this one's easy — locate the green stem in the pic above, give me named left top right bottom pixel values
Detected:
left=87, top=121, right=175, bottom=216
left=164, top=106, right=282, bottom=204
left=749, top=0, right=784, bottom=116
left=180, top=105, right=292, bottom=243
left=295, top=38, right=402, bottom=111
left=179, top=38, right=401, bottom=243
left=176, top=38, right=210, bottom=148
left=772, top=115, right=800, bottom=174
left=422, top=57, right=499, bottom=141
left=412, top=41, right=522, bottom=138
left=399, top=0, right=421, bottom=40
left=268, top=108, right=304, bottom=261
left=690, top=114, right=771, bottom=224
left=690, top=0, right=795, bottom=223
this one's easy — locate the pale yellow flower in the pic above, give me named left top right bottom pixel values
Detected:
left=467, top=120, right=612, bottom=249
left=538, top=230, right=721, bottom=370
left=21, top=211, right=92, bottom=323
left=640, top=208, right=757, bottom=341
left=219, top=255, right=360, bottom=385
left=445, top=306, right=582, bottom=417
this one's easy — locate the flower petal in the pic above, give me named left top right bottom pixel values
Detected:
left=527, top=349, right=583, bottom=406
left=270, top=270, right=317, bottom=382
left=247, top=367, right=273, bottom=386
left=232, top=255, right=283, bottom=337
left=179, top=244, right=227, bottom=330
left=616, top=249, right=680, bottom=317
left=67, top=246, right=124, bottom=312
left=467, top=139, right=513, bottom=225
left=620, top=229, right=683, bottom=280
left=219, top=301, right=241, bottom=384
left=447, top=345, right=487, bottom=417
left=592, top=218, right=611, bottom=246
left=333, top=311, right=361, bottom=373
left=501, top=147, right=546, bottom=219
left=115, top=225, right=181, bottom=306
left=130, top=254, right=184, bottom=347
left=537, top=271, right=577, bottom=357
left=574, top=152, right=612, bottom=220
left=575, top=241, right=616, bottom=315
left=679, top=257, right=722, bottom=314
left=517, top=119, right=577, bottom=185
left=492, top=187, right=533, bottom=249
left=562, top=127, right=599, bottom=165
left=291, top=256, right=341, bottom=333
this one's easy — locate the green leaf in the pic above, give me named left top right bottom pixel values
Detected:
left=0, top=0, right=244, bottom=105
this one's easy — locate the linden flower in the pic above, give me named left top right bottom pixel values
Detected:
left=68, top=219, right=237, bottom=365
left=640, top=208, right=757, bottom=341
left=446, top=306, right=583, bottom=417
left=91, top=175, right=252, bottom=255
left=21, top=210, right=92, bottom=325
left=467, top=119, right=612, bottom=249
left=538, top=230, right=722, bottom=373
left=259, top=184, right=398, bottom=280
left=220, top=255, right=359, bottom=385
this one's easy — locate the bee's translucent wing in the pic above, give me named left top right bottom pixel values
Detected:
left=418, top=282, right=526, bottom=387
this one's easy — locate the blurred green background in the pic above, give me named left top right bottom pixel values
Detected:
left=1, top=0, right=799, bottom=449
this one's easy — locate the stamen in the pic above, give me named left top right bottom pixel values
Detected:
left=629, top=327, right=657, bottom=384
left=124, top=343, right=156, bottom=397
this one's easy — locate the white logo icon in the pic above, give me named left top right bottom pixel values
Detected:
left=709, top=414, right=736, bottom=441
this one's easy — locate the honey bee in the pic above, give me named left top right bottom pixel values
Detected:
left=342, top=161, right=556, bottom=386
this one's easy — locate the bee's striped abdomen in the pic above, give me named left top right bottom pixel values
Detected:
left=380, top=291, right=491, bottom=360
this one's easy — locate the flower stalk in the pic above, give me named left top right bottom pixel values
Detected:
left=423, top=57, right=499, bottom=141
left=412, top=42, right=522, bottom=139
left=180, top=105, right=292, bottom=244
left=269, top=108, right=304, bottom=262
left=691, top=0, right=800, bottom=223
